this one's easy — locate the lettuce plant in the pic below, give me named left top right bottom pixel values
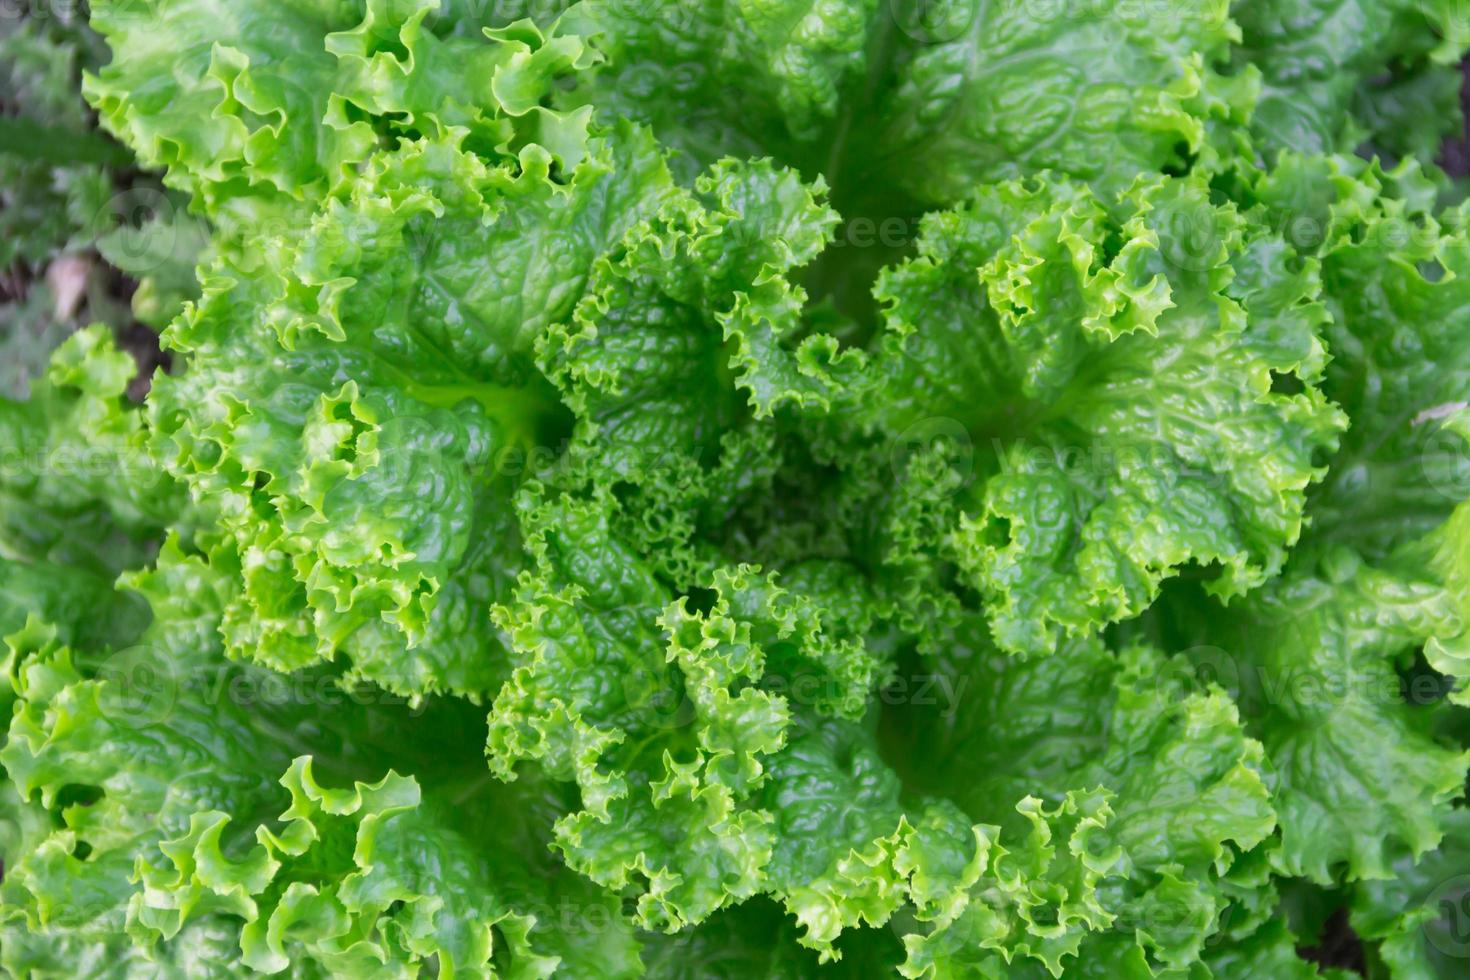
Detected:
left=4, top=1, right=1470, bottom=977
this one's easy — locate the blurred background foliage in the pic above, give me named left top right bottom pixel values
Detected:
left=1, top=2, right=203, bottom=399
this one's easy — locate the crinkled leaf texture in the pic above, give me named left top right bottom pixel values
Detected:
left=5, top=1, right=1470, bottom=978
left=831, top=171, right=1345, bottom=655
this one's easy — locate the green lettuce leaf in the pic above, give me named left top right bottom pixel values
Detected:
left=1351, top=807, right=1470, bottom=978
left=886, top=623, right=1275, bottom=976
left=0, top=325, right=182, bottom=574
left=85, top=0, right=594, bottom=224
left=1234, top=0, right=1470, bottom=157
left=145, top=127, right=675, bottom=698
left=866, top=0, right=1250, bottom=204
left=558, top=0, right=879, bottom=178
left=836, top=171, right=1343, bottom=654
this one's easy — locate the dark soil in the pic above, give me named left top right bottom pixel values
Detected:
left=1300, top=907, right=1369, bottom=975
left=98, top=263, right=169, bottom=401
left=1441, top=54, right=1470, bottom=177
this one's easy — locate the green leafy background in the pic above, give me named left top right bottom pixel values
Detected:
left=4, top=0, right=1470, bottom=977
